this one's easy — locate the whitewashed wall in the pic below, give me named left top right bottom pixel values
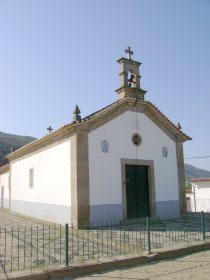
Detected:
left=190, top=182, right=210, bottom=212
left=194, top=182, right=210, bottom=199
left=10, top=138, right=71, bottom=224
left=0, top=170, right=10, bottom=208
left=88, top=111, right=179, bottom=222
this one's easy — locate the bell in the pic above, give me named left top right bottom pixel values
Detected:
left=128, top=74, right=136, bottom=87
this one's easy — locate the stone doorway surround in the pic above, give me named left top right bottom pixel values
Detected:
left=121, top=158, right=156, bottom=220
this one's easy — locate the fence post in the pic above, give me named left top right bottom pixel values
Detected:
left=201, top=211, right=206, bottom=241
left=65, top=224, right=69, bottom=266
left=146, top=217, right=151, bottom=254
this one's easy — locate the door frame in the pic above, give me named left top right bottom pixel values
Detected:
left=121, top=158, right=156, bottom=219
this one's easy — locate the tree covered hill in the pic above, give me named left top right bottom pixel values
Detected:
left=0, top=131, right=36, bottom=166
left=185, top=164, right=210, bottom=180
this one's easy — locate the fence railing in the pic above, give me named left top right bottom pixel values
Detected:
left=0, top=212, right=210, bottom=273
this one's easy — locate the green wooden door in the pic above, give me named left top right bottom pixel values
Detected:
left=126, top=165, right=150, bottom=219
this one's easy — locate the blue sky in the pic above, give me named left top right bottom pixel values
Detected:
left=0, top=0, right=210, bottom=170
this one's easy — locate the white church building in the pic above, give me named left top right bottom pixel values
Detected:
left=0, top=49, right=191, bottom=226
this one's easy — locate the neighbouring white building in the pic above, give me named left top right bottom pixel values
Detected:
left=0, top=49, right=191, bottom=226
left=0, top=164, right=10, bottom=209
left=186, top=178, right=210, bottom=212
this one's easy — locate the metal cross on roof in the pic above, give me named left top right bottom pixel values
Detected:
left=47, top=126, right=53, bottom=133
left=125, top=47, right=133, bottom=59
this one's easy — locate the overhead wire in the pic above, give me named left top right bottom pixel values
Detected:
left=184, top=156, right=210, bottom=159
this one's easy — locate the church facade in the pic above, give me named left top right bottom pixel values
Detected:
left=0, top=49, right=191, bottom=226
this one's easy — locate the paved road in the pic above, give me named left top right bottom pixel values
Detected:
left=54, top=249, right=210, bottom=280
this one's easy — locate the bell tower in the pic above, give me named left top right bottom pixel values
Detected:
left=115, top=47, right=147, bottom=100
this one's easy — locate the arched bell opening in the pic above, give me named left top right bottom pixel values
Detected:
left=128, top=71, right=137, bottom=88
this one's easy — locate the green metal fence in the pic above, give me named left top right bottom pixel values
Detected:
left=0, top=212, right=210, bottom=273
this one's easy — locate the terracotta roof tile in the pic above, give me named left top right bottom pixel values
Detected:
left=191, top=178, right=210, bottom=183
left=0, top=164, right=9, bottom=174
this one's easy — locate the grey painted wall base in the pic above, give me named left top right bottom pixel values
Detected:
left=90, top=201, right=180, bottom=224
left=10, top=200, right=179, bottom=225
left=156, top=200, right=180, bottom=218
left=90, top=204, right=123, bottom=225
left=11, top=200, right=71, bottom=225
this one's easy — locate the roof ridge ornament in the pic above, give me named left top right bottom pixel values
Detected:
left=176, top=122, right=182, bottom=130
left=73, top=104, right=81, bottom=122
left=125, top=47, right=133, bottom=60
left=47, top=126, right=53, bottom=133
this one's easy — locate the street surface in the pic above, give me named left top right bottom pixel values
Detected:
left=54, top=249, right=210, bottom=280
